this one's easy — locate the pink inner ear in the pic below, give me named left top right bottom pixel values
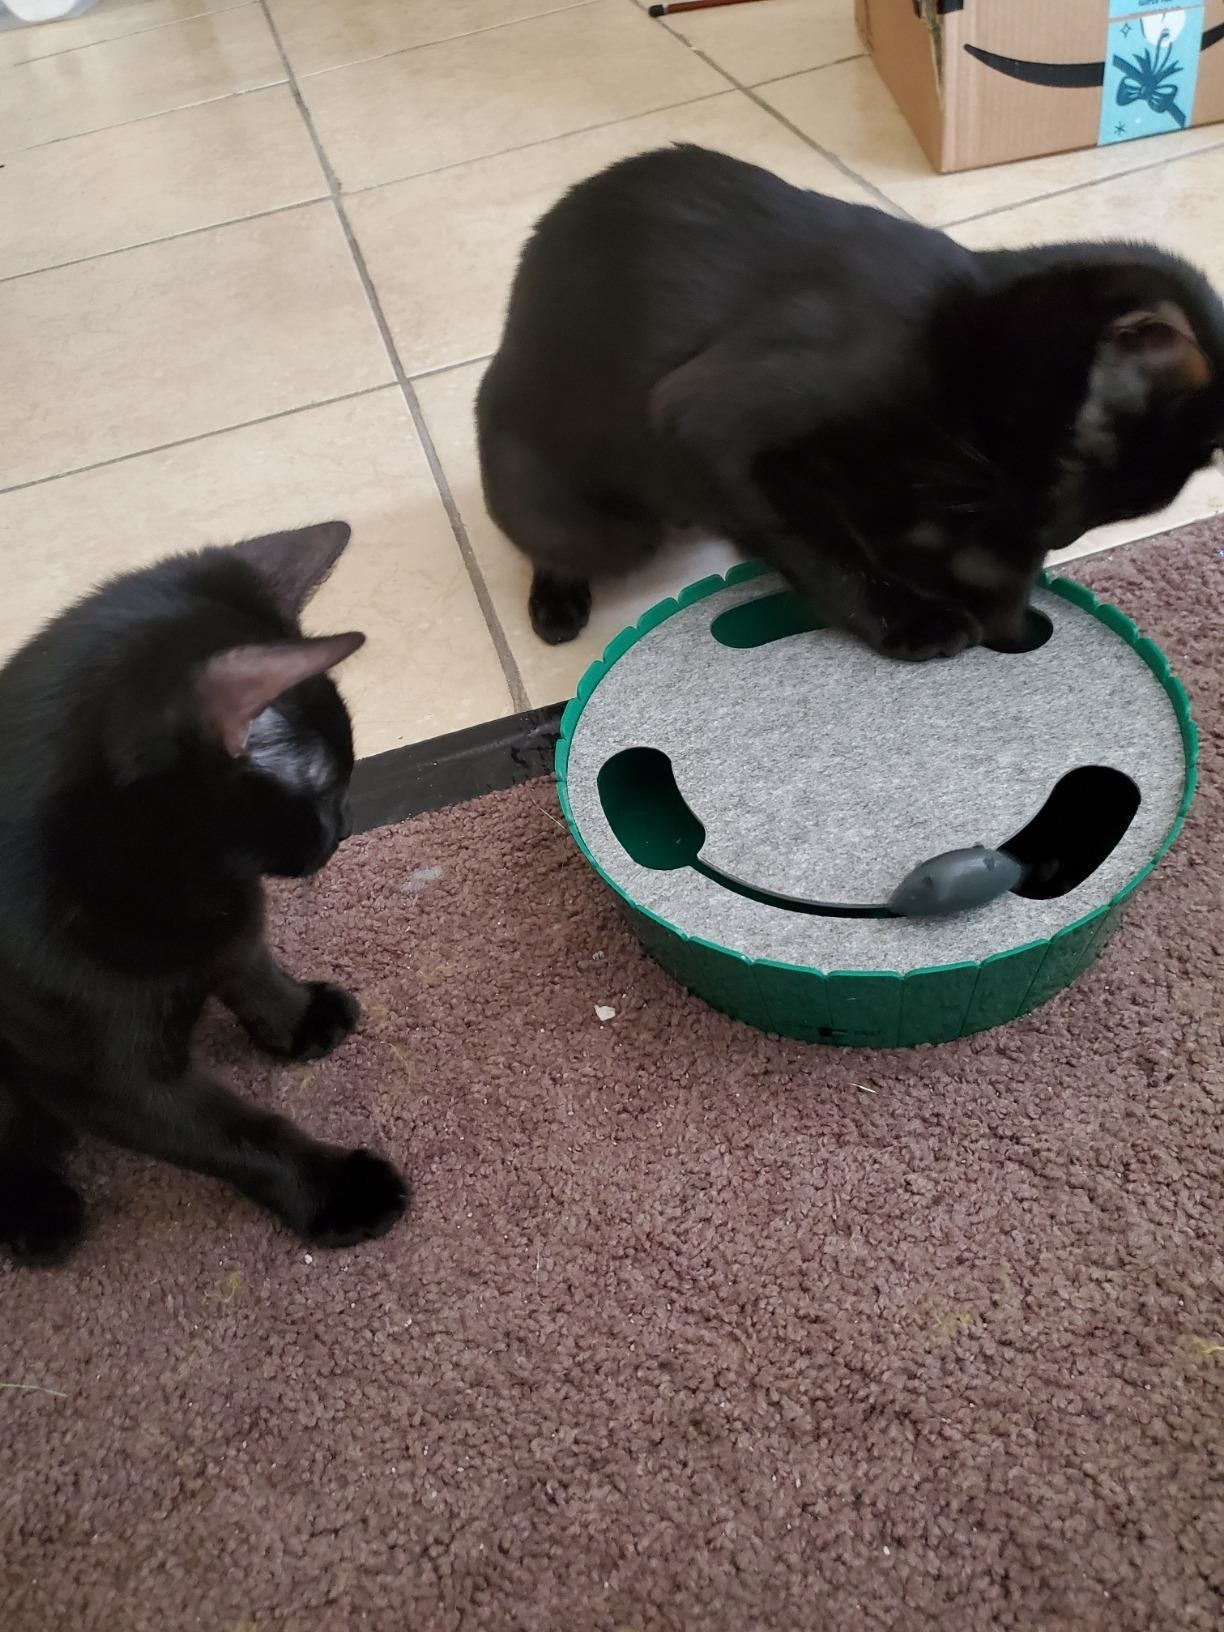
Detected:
left=1109, top=307, right=1213, bottom=392
left=195, top=631, right=365, bottom=756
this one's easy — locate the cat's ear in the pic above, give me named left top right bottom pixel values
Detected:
left=1091, top=306, right=1213, bottom=411
left=228, top=521, right=353, bottom=620
left=195, top=631, right=364, bottom=756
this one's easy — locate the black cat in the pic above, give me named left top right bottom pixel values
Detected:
left=478, top=144, right=1224, bottom=660
left=0, top=522, right=409, bottom=1267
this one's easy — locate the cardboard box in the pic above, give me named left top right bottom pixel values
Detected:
left=855, top=0, right=1224, bottom=173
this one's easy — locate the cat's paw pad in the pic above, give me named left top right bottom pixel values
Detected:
left=0, top=1168, right=86, bottom=1267
left=289, top=983, right=360, bottom=1062
left=306, top=1150, right=410, bottom=1248
left=880, top=605, right=982, bottom=663
left=529, top=574, right=591, bottom=645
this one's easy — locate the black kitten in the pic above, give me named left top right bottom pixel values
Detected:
left=478, top=144, right=1224, bottom=659
left=0, top=521, right=409, bottom=1267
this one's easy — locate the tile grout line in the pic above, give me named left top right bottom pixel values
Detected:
left=0, top=0, right=250, bottom=72
left=649, top=6, right=1224, bottom=232
left=0, top=0, right=591, bottom=82
left=256, top=0, right=532, bottom=716
left=938, top=134, right=1224, bottom=230
left=3, top=0, right=797, bottom=176
left=746, top=52, right=866, bottom=92
left=408, top=354, right=495, bottom=384
left=738, top=43, right=1224, bottom=231
left=6, top=361, right=1196, bottom=540
left=337, top=87, right=734, bottom=199
left=0, top=6, right=1209, bottom=588
left=0, top=194, right=328, bottom=287
left=642, top=5, right=918, bottom=222
left=8, top=1, right=1218, bottom=229
left=0, top=385, right=394, bottom=497
left=0, top=79, right=286, bottom=162
left=294, top=0, right=601, bottom=83
left=3, top=80, right=734, bottom=191
left=727, top=73, right=920, bottom=222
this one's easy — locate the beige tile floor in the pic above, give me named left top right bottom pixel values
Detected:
left=2, top=0, right=1223, bottom=756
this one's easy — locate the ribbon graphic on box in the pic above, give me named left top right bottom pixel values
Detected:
left=1115, top=29, right=1187, bottom=125
left=1100, top=3, right=1204, bottom=142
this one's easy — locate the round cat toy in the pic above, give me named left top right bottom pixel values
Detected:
left=556, top=564, right=1197, bottom=1048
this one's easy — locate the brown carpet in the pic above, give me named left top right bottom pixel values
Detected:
left=3, top=523, right=1223, bottom=1632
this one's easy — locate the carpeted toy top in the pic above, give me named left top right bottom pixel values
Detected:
left=558, top=564, right=1196, bottom=1048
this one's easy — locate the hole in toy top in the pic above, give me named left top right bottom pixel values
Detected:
left=710, top=589, right=1053, bottom=654
left=1003, top=766, right=1140, bottom=898
left=710, top=590, right=823, bottom=648
left=597, top=748, right=1142, bottom=918
left=986, top=608, right=1054, bottom=653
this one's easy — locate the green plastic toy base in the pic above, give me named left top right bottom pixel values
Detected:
left=555, top=563, right=1198, bottom=1049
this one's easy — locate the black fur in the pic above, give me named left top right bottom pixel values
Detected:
left=478, top=145, right=1224, bottom=658
left=0, top=522, right=409, bottom=1267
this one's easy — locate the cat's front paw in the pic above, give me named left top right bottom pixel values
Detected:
left=0, top=1167, right=87, bottom=1267
left=306, top=1150, right=410, bottom=1248
left=529, top=571, right=591, bottom=645
left=879, top=604, right=983, bottom=663
left=289, top=983, right=360, bottom=1062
